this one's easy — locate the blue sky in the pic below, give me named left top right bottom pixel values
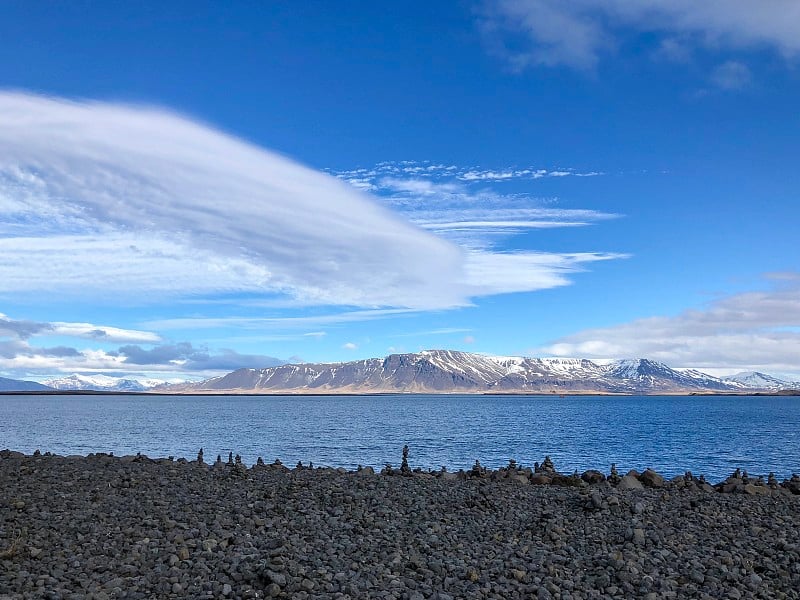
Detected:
left=1, top=1, right=799, bottom=381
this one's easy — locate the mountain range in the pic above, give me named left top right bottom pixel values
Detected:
left=1, top=351, right=797, bottom=394
left=44, top=374, right=169, bottom=392
left=171, top=350, right=799, bottom=395
left=0, top=374, right=169, bottom=392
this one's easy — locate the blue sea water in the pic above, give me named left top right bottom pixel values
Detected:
left=0, top=394, right=798, bottom=480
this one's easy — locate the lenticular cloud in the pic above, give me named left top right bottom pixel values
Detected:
left=0, top=92, right=465, bottom=308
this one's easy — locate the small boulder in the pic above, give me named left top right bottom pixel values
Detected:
left=784, top=474, right=800, bottom=495
left=581, top=469, right=606, bottom=484
left=617, top=474, right=644, bottom=490
left=639, top=468, right=665, bottom=488
left=633, top=528, right=646, bottom=546
left=530, top=473, right=552, bottom=485
left=743, top=484, right=770, bottom=496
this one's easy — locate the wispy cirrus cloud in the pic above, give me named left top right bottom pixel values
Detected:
left=328, top=162, right=626, bottom=298
left=0, top=93, right=622, bottom=311
left=537, top=276, right=800, bottom=377
left=710, top=60, right=752, bottom=90
left=330, top=161, right=602, bottom=190
left=330, top=162, right=617, bottom=251
left=143, top=308, right=419, bottom=332
left=480, top=0, right=800, bottom=80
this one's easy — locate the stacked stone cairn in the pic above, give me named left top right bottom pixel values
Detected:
left=2, top=447, right=799, bottom=599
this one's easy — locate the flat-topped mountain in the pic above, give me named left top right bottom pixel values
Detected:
left=169, top=350, right=796, bottom=395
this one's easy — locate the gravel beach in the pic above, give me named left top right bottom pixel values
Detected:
left=1, top=450, right=799, bottom=599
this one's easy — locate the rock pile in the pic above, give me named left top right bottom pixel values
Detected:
left=1, top=449, right=799, bottom=599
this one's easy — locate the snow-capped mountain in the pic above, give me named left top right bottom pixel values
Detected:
left=172, top=350, right=791, bottom=395
left=721, top=371, right=800, bottom=391
left=45, top=374, right=168, bottom=392
left=0, top=377, right=53, bottom=392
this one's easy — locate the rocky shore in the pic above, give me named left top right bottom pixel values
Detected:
left=2, top=449, right=799, bottom=599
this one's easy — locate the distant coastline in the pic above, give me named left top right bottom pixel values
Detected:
left=5, top=350, right=799, bottom=396
left=2, top=389, right=798, bottom=397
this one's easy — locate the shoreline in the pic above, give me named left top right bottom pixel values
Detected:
left=2, top=389, right=799, bottom=396
left=0, top=446, right=800, bottom=496
left=3, top=448, right=800, bottom=492
left=2, top=450, right=798, bottom=598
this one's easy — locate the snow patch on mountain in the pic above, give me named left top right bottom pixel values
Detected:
left=170, top=350, right=792, bottom=395
left=721, top=371, right=799, bottom=390
left=45, top=374, right=173, bottom=392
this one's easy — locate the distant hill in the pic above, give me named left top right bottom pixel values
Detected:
left=167, top=350, right=792, bottom=395
left=44, top=374, right=170, bottom=392
left=0, top=377, right=53, bottom=392
left=721, top=371, right=800, bottom=390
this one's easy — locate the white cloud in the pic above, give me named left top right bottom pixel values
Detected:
left=144, top=308, right=418, bottom=331
left=0, top=313, right=160, bottom=343
left=379, top=177, right=463, bottom=195
left=0, top=346, right=128, bottom=375
left=710, top=60, right=752, bottom=90
left=418, top=219, right=591, bottom=231
left=330, top=162, right=626, bottom=294
left=0, top=336, right=284, bottom=380
left=339, top=168, right=617, bottom=252
left=483, top=0, right=800, bottom=70
left=342, top=342, right=358, bottom=350
left=464, top=251, right=626, bottom=296
left=0, top=92, right=465, bottom=310
left=0, top=233, right=275, bottom=298
left=537, top=278, right=800, bottom=376
left=331, top=162, right=601, bottom=184
left=48, top=323, right=160, bottom=343
left=0, top=94, right=623, bottom=311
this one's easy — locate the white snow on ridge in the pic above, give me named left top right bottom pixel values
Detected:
left=45, top=373, right=173, bottom=392
left=721, top=371, right=799, bottom=390
left=174, top=350, right=797, bottom=393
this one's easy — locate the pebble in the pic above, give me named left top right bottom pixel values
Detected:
left=0, top=450, right=798, bottom=598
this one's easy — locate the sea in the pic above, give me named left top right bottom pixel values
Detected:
left=1, top=394, right=798, bottom=481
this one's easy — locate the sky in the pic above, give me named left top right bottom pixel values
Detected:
left=0, top=1, right=799, bottom=382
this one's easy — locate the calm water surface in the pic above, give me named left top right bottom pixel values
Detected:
left=1, top=394, right=798, bottom=480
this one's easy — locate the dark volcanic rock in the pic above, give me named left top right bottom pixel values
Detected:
left=1, top=452, right=799, bottom=599
left=581, top=469, right=606, bottom=484
left=639, top=468, right=666, bottom=487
